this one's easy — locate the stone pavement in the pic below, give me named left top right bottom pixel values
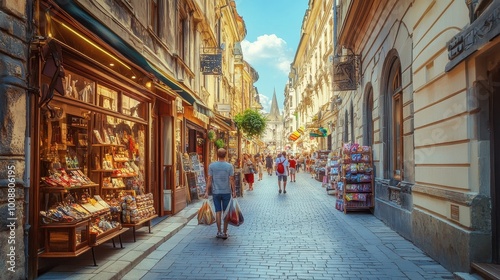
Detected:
left=120, top=171, right=455, bottom=280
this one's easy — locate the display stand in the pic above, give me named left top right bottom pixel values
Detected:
left=89, top=227, right=129, bottom=266
left=38, top=219, right=91, bottom=258
left=337, top=143, right=374, bottom=213
left=122, top=214, right=158, bottom=242
left=313, top=150, right=330, bottom=182
left=327, top=155, right=340, bottom=195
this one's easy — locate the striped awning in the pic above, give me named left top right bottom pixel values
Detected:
left=288, top=126, right=305, bottom=141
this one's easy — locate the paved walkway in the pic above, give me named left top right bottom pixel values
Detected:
left=121, top=171, right=454, bottom=280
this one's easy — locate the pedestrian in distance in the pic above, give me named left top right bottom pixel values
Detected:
left=275, top=151, right=289, bottom=194
left=256, top=156, right=264, bottom=181
left=204, top=148, right=236, bottom=239
left=265, top=153, right=273, bottom=175
left=242, top=154, right=255, bottom=191
left=288, top=155, right=297, bottom=182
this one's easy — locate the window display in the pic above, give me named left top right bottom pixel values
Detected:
left=38, top=74, right=154, bottom=258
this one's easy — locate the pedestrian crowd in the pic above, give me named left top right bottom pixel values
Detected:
left=204, top=148, right=318, bottom=239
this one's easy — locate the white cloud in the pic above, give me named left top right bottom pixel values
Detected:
left=259, top=94, right=271, bottom=113
left=242, top=34, right=291, bottom=74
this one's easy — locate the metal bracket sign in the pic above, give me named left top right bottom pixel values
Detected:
left=333, top=54, right=361, bottom=91
left=200, top=47, right=222, bottom=75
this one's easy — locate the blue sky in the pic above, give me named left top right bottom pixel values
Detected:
left=235, top=0, right=309, bottom=113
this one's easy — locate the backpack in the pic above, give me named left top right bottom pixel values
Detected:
left=276, top=159, right=285, bottom=174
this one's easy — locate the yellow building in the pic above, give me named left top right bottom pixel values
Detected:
left=288, top=0, right=335, bottom=154
left=333, top=0, right=500, bottom=274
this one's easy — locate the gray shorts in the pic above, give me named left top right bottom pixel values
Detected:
left=289, top=167, right=296, bottom=174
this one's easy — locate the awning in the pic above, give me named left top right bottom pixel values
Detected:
left=211, top=113, right=235, bottom=132
left=193, top=101, right=213, bottom=123
left=54, top=0, right=200, bottom=107
left=288, top=126, right=305, bottom=141
left=309, top=127, right=328, bottom=137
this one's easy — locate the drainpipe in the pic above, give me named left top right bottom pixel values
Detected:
left=25, top=0, right=35, bottom=278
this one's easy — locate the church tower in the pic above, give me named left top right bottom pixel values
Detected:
left=262, top=88, right=284, bottom=153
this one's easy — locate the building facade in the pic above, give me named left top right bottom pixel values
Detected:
left=287, top=0, right=335, bottom=154
left=331, top=0, right=500, bottom=273
left=0, top=0, right=255, bottom=278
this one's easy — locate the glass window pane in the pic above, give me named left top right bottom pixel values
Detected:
left=97, top=85, right=118, bottom=112
left=62, top=71, right=95, bottom=103
left=122, top=94, right=146, bottom=120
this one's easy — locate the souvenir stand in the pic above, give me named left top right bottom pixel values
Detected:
left=184, top=153, right=207, bottom=200
left=326, top=152, right=341, bottom=196
left=313, top=150, right=330, bottom=182
left=336, top=143, right=374, bottom=213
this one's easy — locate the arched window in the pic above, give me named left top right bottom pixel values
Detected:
left=384, top=55, right=403, bottom=181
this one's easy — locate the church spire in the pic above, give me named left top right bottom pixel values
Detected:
left=268, top=88, right=281, bottom=120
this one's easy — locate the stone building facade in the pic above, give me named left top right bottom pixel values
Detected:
left=0, top=1, right=29, bottom=279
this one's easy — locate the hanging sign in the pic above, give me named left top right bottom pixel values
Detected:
left=200, top=53, right=222, bottom=75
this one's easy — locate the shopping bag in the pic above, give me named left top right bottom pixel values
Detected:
left=223, top=197, right=244, bottom=226
left=197, top=200, right=215, bottom=225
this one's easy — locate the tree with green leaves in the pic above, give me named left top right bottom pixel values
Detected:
left=234, top=109, right=268, bottom=138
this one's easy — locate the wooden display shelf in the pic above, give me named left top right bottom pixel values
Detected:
left=92, top=143, right=125, bottom=147
left=38, top=245, right=91, bottom=258
left=40, top=183, right=99, bottom=193
left=110, top=174, right=137, bottom=178
left=101, top=186, right=126, bottom=190
left=122, top=214, right=158, bottom=242
left=39, top=219, right=90, bottom=257
left=113, top=158, right=130, bottom=162
left=88, top=227, right=129, bottom=266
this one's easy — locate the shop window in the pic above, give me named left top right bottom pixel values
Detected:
left=97, top=85, right=118, bottom=112
left=122, top=94, right=146, bottom=120
left=62, top=71, right=95, bottom=103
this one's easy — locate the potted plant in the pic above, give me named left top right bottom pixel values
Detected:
left=214, top=139, right=226, bottom=149
left=207, top=130, right=215, bottom=142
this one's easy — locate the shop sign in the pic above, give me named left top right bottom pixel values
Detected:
left=215, top=103, right=231, bottom=112
left=333, top=55, right=361, bottom=91
left=446, top=2, right=500, bottom=72
left=200, top=53, right=222, bottom=75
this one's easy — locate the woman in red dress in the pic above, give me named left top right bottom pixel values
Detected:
left=242, top=154, right=255, bottom=191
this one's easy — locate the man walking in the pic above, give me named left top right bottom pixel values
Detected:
left=205, top=148, right=236, bottom=239
left=275, top=151, right=289, bottom=194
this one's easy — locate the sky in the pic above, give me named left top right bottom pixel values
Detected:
left=234, top=0, right=309, bottom=113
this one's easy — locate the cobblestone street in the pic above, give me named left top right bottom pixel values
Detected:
left=124, top=171, right=454, bottom=280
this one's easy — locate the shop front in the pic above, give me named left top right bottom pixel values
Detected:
left=175, top=104, right=210, bottom=203
left=29, top=6, right=177, bottom=276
